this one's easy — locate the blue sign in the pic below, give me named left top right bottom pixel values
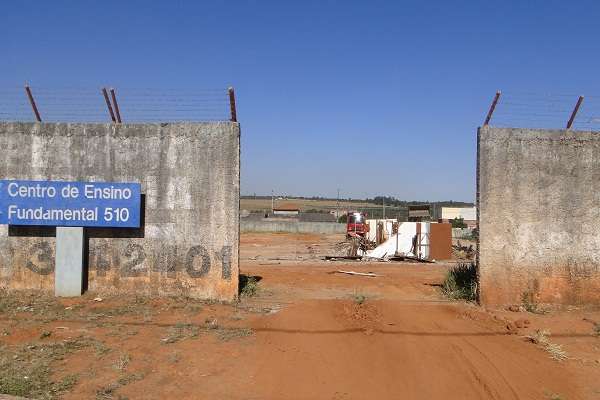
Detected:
left=0, top=180, right=141, bottom=228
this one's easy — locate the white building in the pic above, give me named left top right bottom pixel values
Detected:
left=440, top=207, right=476, bottom=227
left=272, top=204, right=300, bottom=216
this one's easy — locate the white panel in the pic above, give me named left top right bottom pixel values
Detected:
left=364, top=222, right=418, bottom=259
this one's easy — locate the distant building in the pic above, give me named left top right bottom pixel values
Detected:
left=439, top=207, right=476, bottom=228
left=272, top=203, right=300, bottom=216
left=408, top=205, right=431, bottom=221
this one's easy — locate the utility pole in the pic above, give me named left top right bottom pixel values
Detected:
left=271, top=190, right=274, bottom=214
left=382, top=197, right=386, bottom=219
left=336, top=188, right=340, bottom=219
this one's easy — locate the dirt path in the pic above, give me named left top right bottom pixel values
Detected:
left=1, top=233, right=599, bottom=399
left=230, top=262, right=594, bottom=400
left=243, top=299, right=575, bottom=400
left=110, top=260, right=597, bottom=400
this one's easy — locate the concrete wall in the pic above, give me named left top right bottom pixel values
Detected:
left=478, top=126, right=600, bottom=305
left=241, top=219, right=345, bottom=234
left=452, top=228, right=474, bottom=239
left=0, top=122, right=240, bottom=301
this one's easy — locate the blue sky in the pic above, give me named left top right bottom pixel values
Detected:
left=3, top=1, right=600, bottom=202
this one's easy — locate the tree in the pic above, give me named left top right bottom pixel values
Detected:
left=451, top=217, right=467, bottom=229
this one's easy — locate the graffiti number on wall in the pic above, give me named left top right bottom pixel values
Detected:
left=25, top=241, right=54, bottom=275
left=95, top=242, right=111, bottom=277
left=25, top=241, right=234, bottom=280
left=219, top=246, right=232, bottom=280
left=121, top=243, right=147, bottom=277
left=185, top=245, right=211, bottom=278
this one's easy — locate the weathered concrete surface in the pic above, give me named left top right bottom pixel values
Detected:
left=478, top=126, right=600, bottom=305
left=0, top=122, right=240, bottom=301
left=55, top=226, right=84, bottom=297
left=241, top=219, right=345, bottom=234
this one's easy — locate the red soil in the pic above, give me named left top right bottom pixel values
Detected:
left=1, top=232, right=599, bottom=399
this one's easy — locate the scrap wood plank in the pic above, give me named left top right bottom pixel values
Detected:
left=389, top=255, right=435, bottom=263
left=324, top=255, right=362, bottom=261
left=332, top=270, right=381, bottom=277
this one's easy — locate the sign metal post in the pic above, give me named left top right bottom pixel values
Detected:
left=55, top=227, right=85, bottom=296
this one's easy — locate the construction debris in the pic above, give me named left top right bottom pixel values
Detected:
left=388, top=255, right=435, bottom=263
left=325, top=222, right=445, bottom=263
left=331, top=270, right=381, bottom=277
left=453, top=240, right=475, bottom=260
left=348, top=236, right=376, bottom=257
left=328, top=236, right=376, bottom=259
left=324, top=256, right=362, bottom=261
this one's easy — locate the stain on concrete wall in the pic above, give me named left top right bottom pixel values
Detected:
left=0, top=122, right=240, bottom=301
left=478, top=126, right=600, bottom=305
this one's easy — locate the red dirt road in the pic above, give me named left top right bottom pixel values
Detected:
left=232, top=263, right=595, bottom=400
left=1, top=232, right=599, bottom=399
left=103, top=259, right=597, bottom=400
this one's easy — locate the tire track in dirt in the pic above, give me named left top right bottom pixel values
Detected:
left=458, top=338, right=520, bottom=400
left=450, top=342, right=510, bottom=400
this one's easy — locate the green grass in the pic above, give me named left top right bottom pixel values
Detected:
left=0, top=289, right=67, bottom=321
left=160, top=323, right=200, bottom=344
left=93, top=341, right=111, bottom=358
left=214, top=327, right=253, bottom=342
left=353, top=293, right=367, bottom=305
left=521, top=290, right=541, bottom=313
left=520, top=290, right=548, bottom=314
left=113, top=353, right=130, bottom=372
left=95, top=382, right=121, bottom=400
left=239, top=275, right=259, bottom=297
left=441, top=263, right=478, bottom=301
left=0, top=336, right=97, bottom=399
left=95, top=372, right=144, bottom=400
left=160, top=320, right=253, bottom=344
left=545, top=393, right=564, bottom=400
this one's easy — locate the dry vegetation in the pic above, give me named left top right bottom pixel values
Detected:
left=525, top=329, right=569, bottom=361
left=240, top=197, right=371, bottom=212
left=0, top=289, right=256, bottom=399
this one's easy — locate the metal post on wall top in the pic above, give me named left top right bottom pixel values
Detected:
left=228, top=87, right=237, bottom=122
left=102, top=88, right=116, bottom=123
left=110, top=88, right=122, bottom=123
left=566, top=95, right=584, bottom=130
left=483, top=91, right=501, bottom=126
left=24, top=84, right=42, bottom=122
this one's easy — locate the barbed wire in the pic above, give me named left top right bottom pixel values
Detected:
left=0, top=86, right=232, bottom=123
left=3, top=86, right=600, bottom=129
left=489, top=91, right=600, bottom=130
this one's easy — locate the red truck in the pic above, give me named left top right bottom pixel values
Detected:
left=346, top=211, right=369, bottom=238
